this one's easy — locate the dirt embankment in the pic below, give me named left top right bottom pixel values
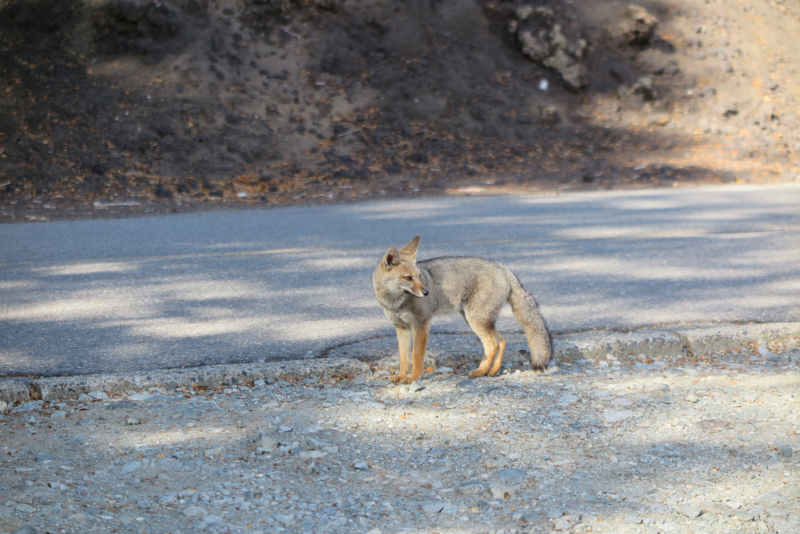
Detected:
left=1, top=0, right=799, bottom=221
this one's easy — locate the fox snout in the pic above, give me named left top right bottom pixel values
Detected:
left=408, top=282, right=428, bottom=298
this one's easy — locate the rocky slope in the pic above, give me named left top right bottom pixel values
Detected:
left=1, top=0, right=800, bottom=221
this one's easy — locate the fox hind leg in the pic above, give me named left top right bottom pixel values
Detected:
left=467, top=318, right=502, bottom=379
left=487, top=332, right=507, bottom=377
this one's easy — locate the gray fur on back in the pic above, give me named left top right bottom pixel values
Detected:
left=419, top=256, right=552, bottom=369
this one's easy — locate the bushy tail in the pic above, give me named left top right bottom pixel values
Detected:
left=507, top=275, right=552, bottom=370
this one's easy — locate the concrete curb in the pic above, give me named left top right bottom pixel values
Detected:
left=2, top=358, right=370, bottom=403
left=0, top=378, right=32, bottom=404
left=1, top=322, right=798, bottom=404
left=673, top=322, right=800, bottom=357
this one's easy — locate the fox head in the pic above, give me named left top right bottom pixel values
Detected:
left=377, top=236, right=429, bottom=298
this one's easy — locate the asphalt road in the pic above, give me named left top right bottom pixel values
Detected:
left=2, top=184, right=799, bottom=377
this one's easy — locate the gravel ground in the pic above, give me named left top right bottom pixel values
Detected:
left=2, top=339, right=799, bottom=534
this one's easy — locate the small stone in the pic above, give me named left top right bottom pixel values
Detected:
left=265, top=400, right=279, bottom=408
left=158, top=492, right=178, bottom=505
left=259, top=437, right=279, bottom=451
left=35, top=454, right=54, bottom=463
left=437, top=367, right=453, bottom=374
left=125, top=418, right=140, bottom=425
left=677, top=504, right=702, bottom=518
left=757, top=345, right=775, bottom=358
left=624, top=514, right=643, bottom=524
left=552, top=518, right=572, bottom=530
left=693, top=500, right=729, bottom=514
left=0, top=400, right=8, bottom=411
left=409, top=381, right=425, bottom=393
left=421, top=502, right=444, bottom=514
left=67, top=512, right=87, bottom=523
left=497, top=468, right=526, bottom=484
left=648, top=113, right=671, bottom=126
left=767, top=508, right=789, bottom=519
left=203, top=514, right=224, bottom=524
left=441, top=504, right=458, bottom=515
left=120, top=461, right=141, bottom=474
left=516, top=5, right=534, bottom=20
left=87, top=390, right=108, bottom=400
left=297, top=450, right=327, bottom=460
left=733, top=509, right=755, bottom=521
left=754, top=490, right=783, bottom=504
left=77, top=393, right=91, bottom=402
left=539, top=104, right=561, bottom=125
left=603, top=409, right=635, bottom=423
left=489, top=481, right=516, bottom=499
left=138, top=499, right=152, bottom=509
left=685, top=394, right=700, bottom=403
left=106, top=401, right=136, bottom=410
left=697, top=420, right=730, bottom=431
left=11, top=401, right=43, bottom=413
left=302, top=460, right=316, bottom=475
left=457, top=480, right=489, bottom=495
left=644, top=383, right=669, bottom=393
left=11, top=526, right=39, bottom=534
left=253, top=379, right=266, bottom=387
left=725, top=501, right=743, bottom=509
left=204, top=447, right=223, bottom=458
left=353, top=462, right=369, bottom=470
left=780, top=445, right=793, bottom=458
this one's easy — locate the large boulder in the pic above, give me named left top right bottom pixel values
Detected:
left=512, top=7, right=587, bottom=90
left=611, top=4, right=659, bottom=47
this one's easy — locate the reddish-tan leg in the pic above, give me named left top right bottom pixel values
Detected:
left=391, top=327, right=412, bottom=383
left=404, top=322, right=431, bottom=383
left=487, top=332, right=507, bottom=377
left=469, top=323, right=501, bottom=379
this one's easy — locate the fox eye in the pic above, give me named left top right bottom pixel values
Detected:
left=403, top=276, right=413, bottom=281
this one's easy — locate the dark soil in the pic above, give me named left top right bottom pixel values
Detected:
left=1, top=0, right=799, bottom=222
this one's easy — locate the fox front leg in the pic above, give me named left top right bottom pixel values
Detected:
left=403, top=322, right=431, bottom=384
left=391, top=327, right=412, bottom=383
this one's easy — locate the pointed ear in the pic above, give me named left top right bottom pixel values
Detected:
left=383, top=247, right=400, bottom=270
left=399, top=236, right=421, bottom=259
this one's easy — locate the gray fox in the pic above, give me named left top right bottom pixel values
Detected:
left=373, top=236, right=552, bottom=383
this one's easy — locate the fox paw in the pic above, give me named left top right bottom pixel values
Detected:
left=390, top=374, right=408, bottom=384
left=469, top=369, right=487, bottom=379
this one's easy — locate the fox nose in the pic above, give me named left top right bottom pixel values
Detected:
left=422, top=289, right=429, bottom=296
